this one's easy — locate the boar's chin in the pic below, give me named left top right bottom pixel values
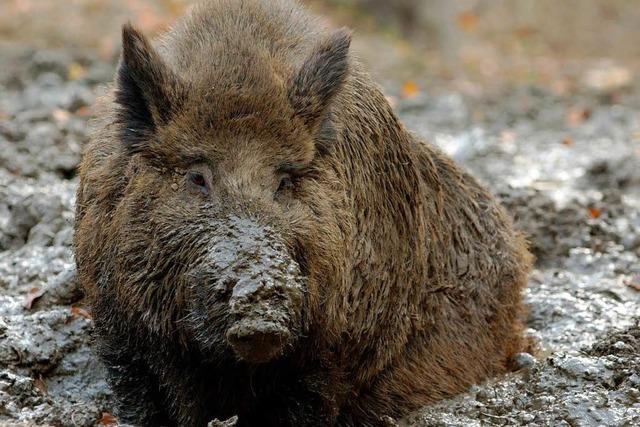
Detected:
left=226, top=318, right=292, bottom=363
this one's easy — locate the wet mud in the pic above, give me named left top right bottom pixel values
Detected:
left=1, top=46, right=639, bottom=426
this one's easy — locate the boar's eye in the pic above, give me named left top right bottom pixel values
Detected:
left=276, top=175, right=294, bottom=195
left=187, top=171, right=209, bottom=196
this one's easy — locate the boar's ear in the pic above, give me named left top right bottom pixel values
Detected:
left=288, top=28, right=351, bottom=132
left=115, top=23, right=183, bottom=153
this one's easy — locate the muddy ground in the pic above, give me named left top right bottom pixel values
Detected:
left=1, top=24, right=640, bottom=427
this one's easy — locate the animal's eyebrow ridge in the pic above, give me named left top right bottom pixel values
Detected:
left=276, top=162, right=310, bottom=175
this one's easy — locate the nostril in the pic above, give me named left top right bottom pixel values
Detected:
left=227, top=322, right=289, bottom=342
left=226, top=321, right=291, bottom=363
left=235, top=334, right=253, bottom=343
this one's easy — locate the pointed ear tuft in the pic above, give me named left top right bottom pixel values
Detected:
left=116, top=23, right=182, bottom=153
left=289, top=28, right=351, bottom=131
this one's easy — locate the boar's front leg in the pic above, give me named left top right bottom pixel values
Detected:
left=240, top=370, right=340, bottom=427
left=102, top=352, right=172, bottom=426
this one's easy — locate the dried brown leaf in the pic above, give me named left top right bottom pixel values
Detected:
left=67, top=62, right=87, bottom=81
left=566, top=107, right=592, bottom=126
left=97, top=412, right=118, bottom=426
left=401, top=81, right=420, bottom=99
left=514, top=26, right=536, bottom=39
left=587, top=207, right=601, bottom=219
left=70, top=306, right=92, bottom=320
left=624, top=275, right=640, bottom=291
left=34, top=375, right=47, bottom=395
left=23, top=287, right=45, bottom=310
left=456, top=11, right=477, bottom=32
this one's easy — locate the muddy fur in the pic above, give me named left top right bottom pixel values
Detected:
left=74, top=0, right=531, bottom=426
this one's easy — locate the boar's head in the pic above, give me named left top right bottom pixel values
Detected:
left=85, top=24, right=351, bottom=364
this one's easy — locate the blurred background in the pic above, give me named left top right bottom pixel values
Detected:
left=1, top=1, right=639, bottom=426
left=2, top=0, right=640, bottom=94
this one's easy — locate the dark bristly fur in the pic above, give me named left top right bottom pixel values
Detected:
left=74, top=1, right=531, bottom=426
left=288, top=28, right=351, bottom=129
left=116, top=23, right=186, bottom=154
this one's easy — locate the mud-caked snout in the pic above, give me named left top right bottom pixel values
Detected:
left=190, top=215, right=305, bottom=364
left=226, top=277, right=296, bottom=363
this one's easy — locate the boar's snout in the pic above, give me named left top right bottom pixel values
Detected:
left=225, top=273, right=304, bottom=362
left=226, top=316, right=292, bottom=364
left=189, top=215, right=305, bottom=364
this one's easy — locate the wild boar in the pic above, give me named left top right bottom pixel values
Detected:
left=74, top=0, right=531, bottom=425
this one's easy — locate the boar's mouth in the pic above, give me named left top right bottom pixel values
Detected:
left=225, top=274, right=303, bottom=363
left=187, top=215, right=305, bottom=364
left=226, top=317, right=292, bottom=363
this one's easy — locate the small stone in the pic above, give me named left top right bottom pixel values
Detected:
left=468, top=384, right=482, bottom=394
left=208, top=416, right=238, bottom=427
left=475, top=388, right=492, bottom=402
left=513, top=352, right=536, bottom=370
left=171, top=183, right=179, bottom=191
left=612, top=340, right=629, bottom=351
left=520, top=413, right=536, bottom=423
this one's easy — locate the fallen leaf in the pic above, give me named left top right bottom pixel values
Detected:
left=51, top=108, right=70, bottom=123
left=587, top=207, right=601, bottom=219
left=34, top=375, right=47, bottom=395
left=75, top=106, right=91, bottom=117
left=67, top=62, right=87, bottom=81
left=566, top=107, right=592, bottom=126
left=401, top=81, right=420, bottom=99
left=23, top=287, right=45, bottom=310
left=456, top=11, right=477, bottom=32
left=624, top=275, right=640, bottom=291
left=561, top=137, right=574, bottom=146
left=97, top=412, right=118, bottom=426
left=70, top=306, right=92, bottom=320
left=513, top=26, right=536, bottom=39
